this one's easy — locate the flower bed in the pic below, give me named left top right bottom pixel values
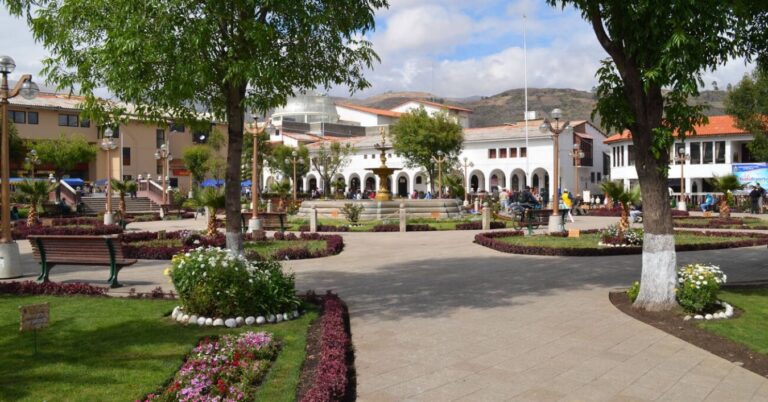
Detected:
left=371, top=223, right=434, bottom=232
left=454, top=221, right=506, bottom=230
left=0, top=280, right=108, bottom=296
left=297, top=224, right=351, bottom=232
left=141, top=331, right=280, bottom=401
left=13, top=221, right=122, bottom=240
left=254, top=233, right=344, bottom=261
left=674, top=217, right=768, bottom=230
left=299, top=292, right=353, bottom=402
left=122, top=231, right=225, bottom=259
left=475, top=230, right=768, bottom=256
left=588, top=207, right=690, bottom=217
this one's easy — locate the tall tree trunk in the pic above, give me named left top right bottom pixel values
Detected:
left=27, top=205, right=37, bottom=227
left=633, top=127, right=678, bottom=311
left=719, top=199, right=730, bottom=218
left=207, top=207, right=217, bottom=236
left=619, top=204, right=630, bottom=233
left=224, top=82, right=247, bottom=254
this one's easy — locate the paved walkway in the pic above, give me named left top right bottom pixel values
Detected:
left=5, top=215, right=768, bottom=400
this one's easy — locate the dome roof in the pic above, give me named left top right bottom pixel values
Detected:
left=272, top=94, right=339, bottom=124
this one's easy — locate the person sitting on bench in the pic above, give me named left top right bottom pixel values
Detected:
left=700, top=193, right=714, bottom=212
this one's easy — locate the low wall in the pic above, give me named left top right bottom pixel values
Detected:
left=297, top=199, right=463, bottom=220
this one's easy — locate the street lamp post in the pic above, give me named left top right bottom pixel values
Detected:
left=100, top=128, right=118, bottom=224
left=0, top=55, right=38, bottom=278
left=569, top=142, right=585, bottom=204
left=285, top=150, right=304, bottom=202
left=674, top=147, right=690, bottom=211
left=24, top=149, right=41, bottom=178
left=539, top=108, right=573, bottom=233
left=247, top=118, right=274, bottom=233
left=462, top=157, right=474, bottom=204
left=432, top=150, right=447, bottom=198
left=154, top=143, right=172, bottom=205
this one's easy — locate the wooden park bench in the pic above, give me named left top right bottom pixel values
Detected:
left=241, top=211, right=287, bottom=231
left=28, top=234, right=136, bottom=288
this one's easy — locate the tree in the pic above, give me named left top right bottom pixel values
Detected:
left=269, top=180, right=291, bottom=211
left=110, top=179, right=137, bottom=222
left=182, top=146, right=212, bottom=188
left=0, top=119, right=24, bottom=164
left=189, top=187, right=225, bottom=236
left=601, top=181, right=641, bottom=234
left=32, top=134, right=97, bottom=180
left=267, top=144, right=310, bottom=188
left=707, top=174, right=744, bottom=218
left=6, top=0, right=388, bottom=253
left=15, top=179, right=57, bottom=226
left=390, top=107, right=463, bottom=193
left=310, top=142, right=355, bottom=197
left=548, top=0, right=744, bottom=311
left=725, top=68, right=768, bottom=161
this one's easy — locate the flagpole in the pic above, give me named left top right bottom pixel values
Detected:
left=523, top=14, right=529, bottom=186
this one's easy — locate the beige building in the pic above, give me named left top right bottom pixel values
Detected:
left=8, top=92, right=227, bottom=193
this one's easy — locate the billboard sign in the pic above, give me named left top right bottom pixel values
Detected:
left=732, top=163, right=768, bottom=186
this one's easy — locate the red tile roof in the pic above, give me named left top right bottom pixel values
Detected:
left=604, top=115, right=750, bottom=144
left=336, top=103, right=402, bottom=118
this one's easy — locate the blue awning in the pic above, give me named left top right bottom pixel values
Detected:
left=62, top=178, right=85, bottom=188
left=201, top=179, right=225, bottom=187
left=241, top=180, right=252, bottom=187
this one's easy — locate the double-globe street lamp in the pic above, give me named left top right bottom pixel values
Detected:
left=0, top=55, right=39, bottom=278
left=247, top=118, right=274, bottom=232
left=539, top=108, right=573, bottom=233
left=462, top=157, right=474, bottom=204
left=432, top=150, right=448, bottom=198
left=154, top=143, right=172, bottom=205
left=569, top=142, right=585, bottom=206
left=285, top=150, right=304, bottom=202
left=674, top=147, right=690, bottom=211
left=101, top=128, right=118, bottom=224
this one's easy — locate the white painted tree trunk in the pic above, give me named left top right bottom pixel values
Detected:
left=634, top=233, right=678, bottom=311
left=226, top=231, right=243, bottom=256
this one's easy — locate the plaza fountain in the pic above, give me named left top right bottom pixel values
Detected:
left=298, top=129, right=462, bottom=220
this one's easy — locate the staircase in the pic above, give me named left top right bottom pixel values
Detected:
left=80, top=196, right=159, bottom=215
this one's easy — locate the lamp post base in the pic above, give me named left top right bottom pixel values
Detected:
left=247, top=218, right=263, bottom=233
left=0, top=242, right=23, bottom=279
left=103, top=212, right=115, bottom=225
left=677, top=202, right=688, bottom=212
left=548, top=213, right=564, bottom=233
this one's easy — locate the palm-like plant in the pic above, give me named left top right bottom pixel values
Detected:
left=15, top=179, right=57, bottom=226
left=707, top=174, right=744, bottom=218
left=601, top=181, right=641, bottom=234
left=110, top=179, right=138, bottom=219
left=270, top=180, right=291, bottom=211
left=190, top=187, right=225, bottom=235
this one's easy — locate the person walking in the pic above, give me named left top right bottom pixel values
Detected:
left=750, top=185, right=762, bottom=214
left=562, top=189, right=574, bottom=223
left=540, top=187, right=549, bottom=209
left=757, top=183, right=766, bottom=213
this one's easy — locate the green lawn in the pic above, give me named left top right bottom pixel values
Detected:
left=496, top=232, right=756, bottom=249
left=286, top=216, right=494, bottom=231
left=699, top=288, right=768, bottom=356
left=674, top=217, right=768, bottom=229
left=132, top=238, right=327, bottom=259
left=0, top=295, right=317, bottom=402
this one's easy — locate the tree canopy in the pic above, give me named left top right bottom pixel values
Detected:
left=32, top=133, right=97, bottom=179
left=390, top=107, right=463, bottom=192
left=5, top=0, right=388, bottom=251
left=725, top=68, right=768, bottom=162
left=267, top=144, right=310, bottom=183
left=182, top=145, right=213, bottom=187
left=310, top=142, right=354, bottom=197
left=548, top=0, right=753, bottom=311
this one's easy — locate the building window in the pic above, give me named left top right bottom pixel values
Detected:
left=499, top=148, right=507, bottom=158
left=591, top=172, right=595, bottom=183
left=157, top=162, right=163, bottom=175
left=156, top=129, right=166, bottom=148
left=170, top=122, right=185, bottom=133
left=603, top=153, right=610, bottom=176
left=620, top=146, right=625, bottom=166
left=123, top=147, right=131, bottom=166
left=488, top=149, right=496, bottom=159
left=520, top=147, right=527, bottom=157
left=80, top=118, right=91, bottom=128
left=58, top=114, right=78, bottom=127
left=703, top=141, right=714, bottom=164
left=27, top=111, right=38, bottom=124
left=7, top=110, right=26, bottom=124
left=715, top=141, right=725, bottom=164
left=627, top=145, right=635, bottom=166
left=690, top=142, right=701, bottom=164
left=673, top=143, right=685, bottom=164
left=416, top=176, right=422, bottom=184
left=363, top=154, right=367, bottom=159
left=597, top=172, right=602, bottom=181
left=510, top=148, right=518, bottom=158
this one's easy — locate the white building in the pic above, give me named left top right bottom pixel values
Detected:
left=605, top=115, right=756, bottom=196
left=390, top=99, right=472, bottom=129
left=259, top=95, right=610, bottom=202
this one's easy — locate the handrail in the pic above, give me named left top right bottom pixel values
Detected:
left=146, top=180, right=164, bottom=208
left=59, top=180, right=80, bottom=209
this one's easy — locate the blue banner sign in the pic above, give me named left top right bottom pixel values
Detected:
left=732, top=163, right=768, bottom=186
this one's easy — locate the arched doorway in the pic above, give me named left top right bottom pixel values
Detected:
left=365, top=176, right=376, bottom=191
left=349, top=175, right=361, bottom=193
left=489, top=169, right=506, bottom=192
left=469, top=170, right=486, bottom=193
left=512, top=175, right=520, bottom=190
left=308, top=177, right=317, bottom=192
left=397, top=174, right=408, bottom=197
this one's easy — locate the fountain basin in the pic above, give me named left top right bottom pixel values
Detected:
left=298, top=199, right=463, bottom=220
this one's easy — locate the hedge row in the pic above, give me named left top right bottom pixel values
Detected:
left=299, top=292, right=354, bottom=402
left=13, top=222, right=122, bottom=240
left=263, top=232, right=344, bottom=261
left=474, top=230, right=768, bottom=256
left=673, top=217, right=768, bottom=230
left=455, top=221, right=507, bottom=230
left=297, top=225, right=351, bottom=233
left=0, top=280, right=108, bottom=296
left=588, top=208, right=690, bottom=217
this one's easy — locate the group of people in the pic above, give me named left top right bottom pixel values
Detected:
left=498, top=186, right=583, bottom=223
left=749, top=183, right=766, bottom=214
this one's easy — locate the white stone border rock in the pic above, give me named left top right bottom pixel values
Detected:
left=170, top=306, right=300, bottom=328
left=683, top=301, right=734, bottom=321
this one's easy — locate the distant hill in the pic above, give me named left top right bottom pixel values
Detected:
left=342, top=88, right=729, bottom=131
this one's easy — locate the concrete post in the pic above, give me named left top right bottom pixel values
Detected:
left=310, top=206, right=318, bottom=233
left=474, top=198, right=480, bottom=213
left=482, top=202, right=490, bottom=230
left=266, top=199, right=273, bottom=213
left=399, top=203, right=406, bottom=232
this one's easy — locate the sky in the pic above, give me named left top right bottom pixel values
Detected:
left=0, top=0, right=755, bottom=100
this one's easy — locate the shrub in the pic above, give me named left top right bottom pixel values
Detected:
left=627, top=281, right=640, bottom=302
left=300, top=292, right=352, bottom=402
left=0, top=280, right=108, bottom=296
left=455, top=221, right=506, bottom=230
left=167, top=247, right=300, bottom=317
left=13, top=222, right=121, bottom=240
left=676, top=263, right=726, bottom=313
left=142, top=332, right=279, bottom=402
left=297, top=225, right=350, bottom=232
left=340, top=203, right=364, bottom=224
left=600, top=225, right=643, bottom=246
